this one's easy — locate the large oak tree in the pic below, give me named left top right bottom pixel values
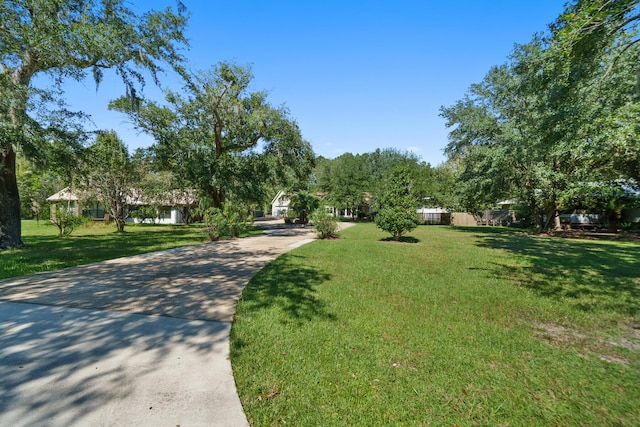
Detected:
left=111, top=62, right=315, bottom=210
left=441, top=0, right=640, bottom=232
left=0, top=0, right=188, bottom=248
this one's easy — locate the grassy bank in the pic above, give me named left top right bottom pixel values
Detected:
left=0, top=220, right=260, bottom=279
left=231, top=224, right=639, bottom=426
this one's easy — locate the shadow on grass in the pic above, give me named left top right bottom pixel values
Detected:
left=380, top=236, right=420, bottom=244
left=454, top=227, right=640, bottom=316
left=2, top=228, right=207, bottom=279
left=0, top=239, right=284, bottom=322
left=237, top=253, right=335, bottom=324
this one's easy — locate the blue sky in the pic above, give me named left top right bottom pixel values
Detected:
left=59, top=1, right=567, bottom=166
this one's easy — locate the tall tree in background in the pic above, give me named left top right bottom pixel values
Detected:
left=112, top=62, right=315, bottom=210
left=440, top=40, right=551, bottom=226
left=375, top=165, right=419, bottom=241
left=441, top=0, right=640, bottom=232
left=550, top=0, right=639, bottom=75
left=316, top=153, right=370, bottom=218
left=364, top=148, right=422, bottom=197
left=0, top=0, right=188, bottom=248
left=312, top=148, right=437, bottom=218
left=84, top=131, right=138, bottom=232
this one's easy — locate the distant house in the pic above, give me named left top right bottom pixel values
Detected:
left=46, top=188, right=82, bottom=218
left=272, top=190, right=448, bottom=223
left=271, top=190, right=372, bottom=219
left=497, top=200, right=518, bottom=210
left=127, top=189, right=196, bottom=224
left=417, top=206, right=450, bottom=225
left=47, top=187, right=196, bottom=225
left=335, top=193, right=372, bottom=219
left=271, top=190, right=291, bottom=217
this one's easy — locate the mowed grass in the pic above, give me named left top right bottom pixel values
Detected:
left=231, top=224, right=640, bottom=426
left=0, top=220, right=259, bottom=279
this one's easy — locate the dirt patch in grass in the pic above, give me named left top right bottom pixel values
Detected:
left=533, top=322, right=640, bottom=366
left=541, top=230, right=640, bottom=242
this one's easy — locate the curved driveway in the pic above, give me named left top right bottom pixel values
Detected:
left=0, top=221, right=331, bottom=426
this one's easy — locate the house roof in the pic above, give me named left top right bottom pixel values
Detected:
left=271, top=190, right=287, bottom=205
left=46, top=187, right=80, bottom=202
left=47, top=188, right=197, bottom=206
left=126, top=189, right=197, bottom=206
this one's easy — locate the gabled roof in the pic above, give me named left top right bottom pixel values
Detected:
left=126, top=189, right=197, bottom=206
left=271, top=190, right=288, bottom=205
left=46, top=187, right=79, bottom=202
left=47, top=188, right=197, bottom=206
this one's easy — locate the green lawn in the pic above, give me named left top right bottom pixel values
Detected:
left=1, top=220, right=259, bottom=279
left=230, top=224, right=640, bottom=426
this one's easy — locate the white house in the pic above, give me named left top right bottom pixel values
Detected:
left=126, top=189, right=196, bottom=224
left=47, top=187, right=196, bottom=225
left=271, top=190, right=291, bottom=217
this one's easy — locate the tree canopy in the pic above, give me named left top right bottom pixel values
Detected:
left=0, top=0, right=189, bottom=248
left=312, top=148, right=440, bottom=218
left=374, top=165, right=420, bottom=240
left=111, top=62, right=315, bottom=211
left=440, top=0, right=640, bottom=232
left=83, top=130, right=137, bottom=232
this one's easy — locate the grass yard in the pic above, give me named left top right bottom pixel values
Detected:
left=0, top=220, right=260, bottom=279
left=231, top=224, right=640, bottom=426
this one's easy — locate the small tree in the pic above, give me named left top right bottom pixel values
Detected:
left=200, top=207, right=227, bottom=241
left=289, top=190, right=319, bottom=224
left=197, top=199, right=253, bottom=241
left=84, top=131, right=138, bottom=232
left=51, top=203, right=84, bottom=236
left=375, top=166, right=419, bottom=241
left=311, top=209, right=339, bottom=239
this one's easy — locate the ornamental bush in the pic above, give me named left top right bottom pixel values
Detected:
left=52, top=205, right=86, bottom=236
left=374, top=166, right=419, bottom=240
left=311, top=209, right=339, bottom=239
left=200, top=207, right=227, bottom=241
left=199, top=202, right=253, bottom=241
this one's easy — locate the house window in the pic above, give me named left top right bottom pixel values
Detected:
left=159, top=207, right=172, bottom=219
left=83, top=202, right=106, bottom=219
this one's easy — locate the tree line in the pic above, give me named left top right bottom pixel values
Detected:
left=309, top=148, right=456, bottom=219
left=4, top=1, right=638, bottom=247
left=440, top=0, right=640, bottom=232
left=1, top=1, right=313, bottom=247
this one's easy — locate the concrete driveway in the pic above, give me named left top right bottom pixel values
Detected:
left=0, top=221, right=325, bottom=426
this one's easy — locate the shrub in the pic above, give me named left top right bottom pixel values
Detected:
left=133, top=205, right=158, bottom=224
left=200, top=207, right=227, bottom=241
left=199, top=202, right=254, bottom=241
left=51, top=205, right=86, bottom=236
left=311, top=209, right=339, bottom=239
left=375, top=166, right=419, bottom=240
left=223, top=201, right=253, bottom=238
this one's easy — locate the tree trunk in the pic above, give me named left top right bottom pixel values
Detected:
left=529, top=197, right=543, bottom=232
left=112, top=202, right=126, bottom=232
left=543, top=204, right=562, bottom=233
left=607, top=210, right=619, bottom=233
left=0, top=148, right=23, bottom=248
left=211, top=189, right=225, bottom=209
